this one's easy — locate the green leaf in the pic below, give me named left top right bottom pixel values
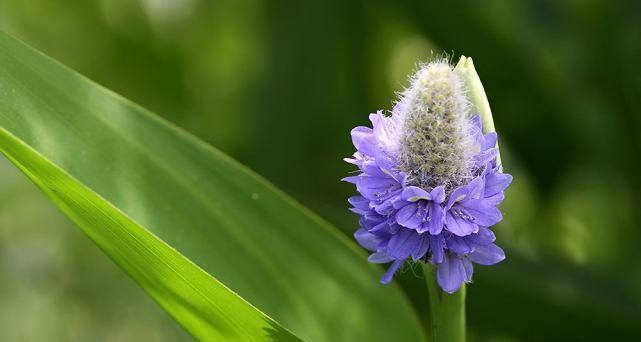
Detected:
left=0, top=128, right=300, bottom=341
left=0, top=32, right=426, bottom=341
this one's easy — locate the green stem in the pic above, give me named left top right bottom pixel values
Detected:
left=422, top=264, right=466, bottom=342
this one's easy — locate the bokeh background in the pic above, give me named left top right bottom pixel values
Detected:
left=1, top=0, right=640, bottom=341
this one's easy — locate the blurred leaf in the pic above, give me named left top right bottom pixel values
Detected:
left=0, top=32, right=425, bottom=341
left=0, top=128, right=300, bottom=342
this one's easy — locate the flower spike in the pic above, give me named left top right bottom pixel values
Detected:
left=344, top=58, right=511, bottom=293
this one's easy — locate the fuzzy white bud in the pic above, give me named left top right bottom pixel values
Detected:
left=397, top=60, right=474, bottom=191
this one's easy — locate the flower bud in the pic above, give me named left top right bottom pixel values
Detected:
left=397, top=60, right=474, bottom=192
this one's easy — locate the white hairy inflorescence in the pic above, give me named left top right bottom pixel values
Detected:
left=397, top=60, right=474, bottom=192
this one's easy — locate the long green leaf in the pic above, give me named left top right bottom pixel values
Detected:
left=0, top=32, right=425, bottom=341
left=0, top=128, right=299, bottom=341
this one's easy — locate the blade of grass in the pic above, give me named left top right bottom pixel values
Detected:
left=0, top=127, right=301, bottom=341
left=0, top=31, right=426, bottom=341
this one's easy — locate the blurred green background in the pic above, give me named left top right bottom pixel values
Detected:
left=1, top=0, right=640, bottom=341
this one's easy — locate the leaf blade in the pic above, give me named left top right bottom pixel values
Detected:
left=0, top=31, right=426, bottom=341
left=0, top=127, right=301, bottom=341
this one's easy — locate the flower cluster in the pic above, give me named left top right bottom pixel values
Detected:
left=344, top=61, right=512, bottom=293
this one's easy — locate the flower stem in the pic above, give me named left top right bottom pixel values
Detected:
left=422, top=263, right=466, bottom=342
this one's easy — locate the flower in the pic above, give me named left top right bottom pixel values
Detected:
left=344, top=60, right=512, bottom=293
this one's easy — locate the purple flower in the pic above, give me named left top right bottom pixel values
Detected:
left=344, top=61, right=512, bottom=293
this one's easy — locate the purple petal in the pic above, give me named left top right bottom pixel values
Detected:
left=467, top=176, right=485, bottom=199
left=356, top=175, right=399, bottom=201
left=428, top=201, right=444, bottom=235
left=474, top=148, right=498, bottom=168
left=370, top=112, right=399, bottom=153
left=360, top=159, right=386, bottom=177
left=481, top=132, right=497, bottom=151
left=368, top=251, right=392, bottom=263
left=362, top=211, right=385, bottom=223
left=349, top=207, right=366, bottom=215
left=375, top=151, right=397, bottom=174
left=354, top=228, right=380, bottom=251
left=411, top=235, right=430, bottom=261
left=348, top=195, right=369, bottom=208
left=430, top=186, right=446, bottom=203
left=460, top=199, right=502, bottom=226
left=484, top=172, right=513, bottom=197
left=437, top=255, right=466, bottom=293
left=343, top=155, right=361, bottom=166
left=401, top=186, right=431, bottom=202
left=445, top=212, right=478, bottom=236
left=446, top=185, right=469, bottom=209
left=381, top=259, right=405, bottom=284
left=388, top=229, right=422, bottom=259
left=348, top=196, right=370, bottom=214
left=446, top=235, right=474, bottom=254
left=470, top=227, right=496, bottom=245
left=483, top=192, right=505, bottom=206
left=373, top=195, right=399, bottom=215
left=461, top=257, right=474, bottom=282
left=369, top=219, right=390, bottom=233
left=392, top=196, right=410, bottom=209
left=342, top=175, right=360, bottom=184
left=350, top=126, right=378, bottom=156
left=387, top=223, right=402, bottom=234
left=395, top=203, right=424, bottom=229
left=470, top=243, right=505, bottom=265
left=430, top=235, right=445, bottom=264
